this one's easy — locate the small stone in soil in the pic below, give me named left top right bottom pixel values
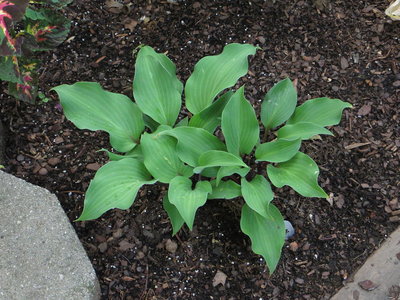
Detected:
left=54, top=136, right=64, bottom=144
left=295, top=278, right=305, bottom=284
left=98, top=242, right=108, bottom=253
left=289, top=241, right=299, bottom=252
left=86, top=162, right=101, bottom=171
left=38, top=168, right=48, bottom=175
left=48, top=157, right=60, bottom=166
left=165, top=239, right=178, bottom=254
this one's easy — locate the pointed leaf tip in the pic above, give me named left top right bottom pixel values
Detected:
left=185, top=43, right=258, bottom=114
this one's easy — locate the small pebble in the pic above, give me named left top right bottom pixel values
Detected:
left=48, top=157, right=60, bottom=166
left=98, top=242, right=108, bottom=253
left=165, top=239, right=178, bottom=254
left=289, top=241, right=299, bottom=252
left=38, top=168, right=48, bottom=175
left=86, top=162, right=101, bottom=171
left=54, top=136, right=64, bottom=144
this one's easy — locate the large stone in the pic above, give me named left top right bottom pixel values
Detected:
left=0, top=171, right=100, bottom=300
left=0, top=121, right=5, bottom=165
left=331, top=226, right=400, bottom=300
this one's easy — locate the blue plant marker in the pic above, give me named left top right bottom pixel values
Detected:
left=284, top=220, right=295, bottom=240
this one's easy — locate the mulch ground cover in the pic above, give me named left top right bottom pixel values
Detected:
left=1, top=0, right=399, bottom=299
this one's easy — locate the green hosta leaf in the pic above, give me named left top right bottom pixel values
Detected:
left=77, top=158, right=156, bottom=221
left=256, top=139, right=301, bottom=163
left=193, top=150, right=248, bottom=174
left=185, top=43, right=257, bottom=114
left=141, top=125, right=193, bottom=183
left=240, top=203, right=285, bottom=273
left=241, top=175, right=274, bottom=218
left=176, top=117, right=188, bottom=127
left=163, top=194, right=185, bottom=235
left=267, top=152, right=328, bottom=198
left=168, top=176, right=212, bottom=230
left=143, top=114, right=159, bottom=132
left=287, top=97, right=352, bottom=127
left=189, top=91, right=233, bottom=133
left=52, top=82, right=144, bottom=153
left=221, top=86, right=259, bottom=156
left=277, top=122, right=333, bottom=141
left=208, top=180, right=241, bottom=199
left=100, top=146, right=143, bottom=161
left=261, top=78, right=297, bottom=130
left=216, top=165, right=250, bottom=186
left=133, top=46, right=182, bottom=126
left=200, top=167, right=219, bottom=178
left=161, top=126, right=225, bottom=167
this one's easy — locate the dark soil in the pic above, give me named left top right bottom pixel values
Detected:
left=1, top=0, right=399, bottom=299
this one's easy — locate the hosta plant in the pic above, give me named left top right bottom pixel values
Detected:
left=0, top=0, right=71, bottom=102
left=53, top=44, right=351, bottom=273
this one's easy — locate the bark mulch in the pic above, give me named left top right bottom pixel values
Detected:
left=0, top=0, right=399, bottom=299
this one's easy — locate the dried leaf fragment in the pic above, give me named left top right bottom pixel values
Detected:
left=358, top=280, right=379, bottom=291
left=212, top=270, right=227, bottom=287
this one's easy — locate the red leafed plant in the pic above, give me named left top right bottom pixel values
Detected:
left=0, top=0, right=71, bottom=102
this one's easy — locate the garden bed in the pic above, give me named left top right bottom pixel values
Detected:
left=0, top=0, right=399, bottom=299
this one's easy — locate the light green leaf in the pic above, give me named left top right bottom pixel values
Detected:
left=52, top=82, right=144, bottom=153
left=240, top=203, right=285, bottom=273
left=143, top=114, right=160, bottom=132
left=216, top=166, right=250, bottom=186
left=255, top=139, right=301, bottom=163
left=277, top=122, right=333, bottom=141
left=261, top=78, right=297, bottom=130
left=267, top=152, right=328, bottom=198
left=133, top=46, right=183, bottom=126
left=193, top=150, right=248, bottom=174
left=241, top=175, right=274, bottom=218
left=168, top=177, right=212, bottom=230
left=208, top=180, right=241, bottom=199
left=161, top=126, right=225, bottom=167
left=189, top=91, right=233, bottom=133
left=163, top=194, right=185, bottom=235
left=185, top=43, right=258, bottom=114
left=176, top=117, right=189, bottom=127
left=99, top=146, right=143, bottom=161
left=287, top=97, right=352, bottom=127
left=77, top=158, right=156, bottom=221
left=199, top=167, right=219, bottom=178
left=141, top=125, right=193, bottom=183
left=221, top=86, right=259, bottom=156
